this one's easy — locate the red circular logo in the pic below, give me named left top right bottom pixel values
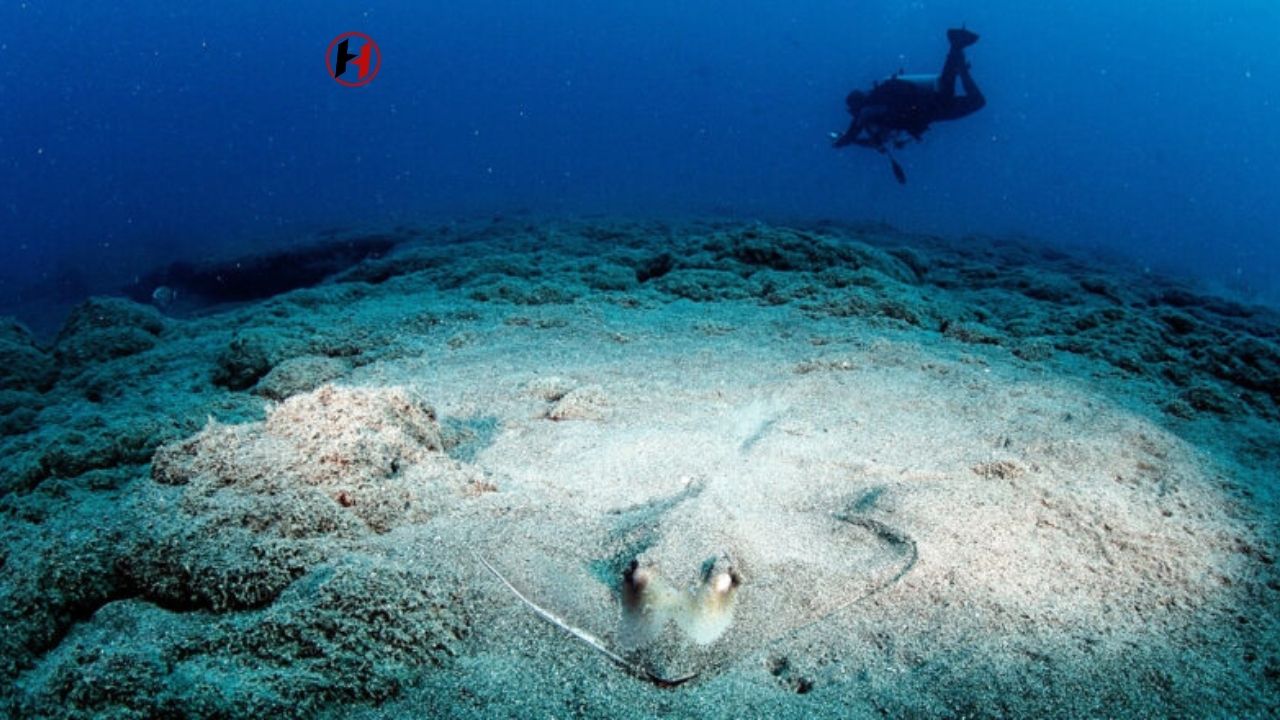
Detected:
left=326, top=32, right=381, bottom=87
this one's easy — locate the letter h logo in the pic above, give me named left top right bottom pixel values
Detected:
left=327, top=32, right=381, bottom=87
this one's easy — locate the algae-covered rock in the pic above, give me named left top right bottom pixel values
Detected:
left=13, top=601, right=175, bottom=719
left=212, top=327, right=297, bottom=390
left=14, top=554, right=470, bottom=717
left=467, top=278, right=580, bottom=305
left=943, top=320, right=1004, bottom=346
left=35, top=415, right=173, bottom=483
left=0, top=389, right=41, bottom=436
left=1209, top=334, right=1280, bottom=404
left=24, top=381, right=480, bottom=711
left=705, top=226, right=919, bottom=285
left=1012, top=338, right=1055, bottom=362
left=0, top=406, right=37, bottom=436
left=0, top=389, right=39, bottom=417
left=211, top=320, right=369, bottom=391
left=0, top=509, right=127, bottom=685
left=121, top=480, right=337, bottom=611
left=226, top=554, right=470, bottom=702
left=0, top=408, right=180, bottom=495
left=252, top=355, right=349, bottom=400
left=577, top=261, right=639, bottom=292
left=53, top=297, right=166, bottom=370
left=654, top=269, right=754, bottom=301
left=0, top=318, right=55, bottom=392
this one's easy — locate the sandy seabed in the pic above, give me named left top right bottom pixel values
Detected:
left=1, top=218, right=1277, bottom=718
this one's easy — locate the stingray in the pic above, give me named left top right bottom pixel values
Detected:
left=478, top=476, right=918, bottom=686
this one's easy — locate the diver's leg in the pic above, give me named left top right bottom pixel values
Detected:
left=938, top=50, right=962, bottom=99
left=939, top=28, right=979, bottom=99
left=958, top=64, right=984, bottom=108
left=935, top=66, right=986, bottom=120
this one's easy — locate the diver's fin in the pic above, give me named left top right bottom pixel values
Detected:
left=890, top=157, right=907, bottom=184
left=947, top=27, right=979, bottom=49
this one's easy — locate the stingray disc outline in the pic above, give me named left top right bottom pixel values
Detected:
left=480, top=511, right=917, bottom=686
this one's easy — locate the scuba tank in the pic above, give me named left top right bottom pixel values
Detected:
left=889, top=74, right=940, bottom=93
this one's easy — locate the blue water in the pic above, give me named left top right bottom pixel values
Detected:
left=4, top=1, right=1279, bottom=325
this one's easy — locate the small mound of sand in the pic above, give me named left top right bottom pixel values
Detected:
left=264, top=383, right=444, bottom=474
left=117, top=383, right=474, bottom=614
left=545, top=385, right=607, bottom=421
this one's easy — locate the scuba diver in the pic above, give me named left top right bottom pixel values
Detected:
left=832, top=27, right=985, bottom=184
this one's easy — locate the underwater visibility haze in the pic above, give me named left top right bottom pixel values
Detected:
left=0, top=1, right=1278, bottom=718
left=4, top=0, right=1280, bottom=320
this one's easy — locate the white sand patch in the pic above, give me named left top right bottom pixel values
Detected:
left=355, top=303, right=1248, bottom=687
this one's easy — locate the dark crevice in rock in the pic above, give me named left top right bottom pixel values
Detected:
left=125, top=234, right=403, bottom=308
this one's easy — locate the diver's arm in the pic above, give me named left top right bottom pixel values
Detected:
left=832, top=125, right=887, bottom=152
left=831, top=117, right=863, bottom=148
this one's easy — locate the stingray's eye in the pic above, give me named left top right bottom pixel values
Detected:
left=710, top=571, right=734, bottom=595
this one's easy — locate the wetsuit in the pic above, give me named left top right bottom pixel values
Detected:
left=833, top=28, right=985, bottom=151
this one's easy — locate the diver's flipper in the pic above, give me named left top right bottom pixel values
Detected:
left=889, top=157, right=907, bottom=184
left=947, top=27, right=979, bottom=49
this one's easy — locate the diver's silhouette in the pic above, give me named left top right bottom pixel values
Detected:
left=832, top=28, right=985, bottom=184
